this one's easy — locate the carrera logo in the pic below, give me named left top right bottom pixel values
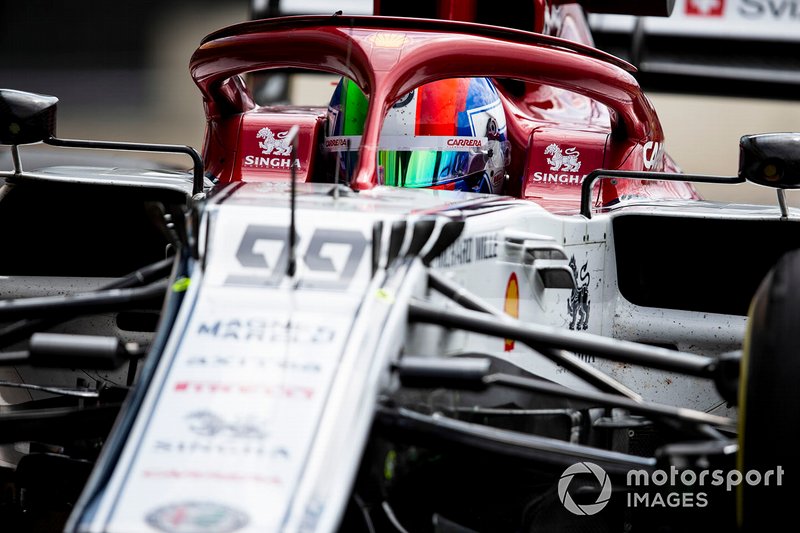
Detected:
left=545, top=143, right=582, bottom=172
left=446, top=138, right=482, bottom=147
left=686, top=0, right=725, bottom=16
left=323, top=135, right=361, bottom=152
left=225, top=226, right=368, bottom=290
left=324, top=137, right=349, bottom=149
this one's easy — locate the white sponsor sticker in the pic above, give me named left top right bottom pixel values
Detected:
left=642, top=141, right=664, bottom=170
left=324, top=135, right=487, bottom=152
left=544, top=144, right=582, bottom=172
left=324, top=135, right=362, bottom=152
left=590, top=0, right=800, bottom=42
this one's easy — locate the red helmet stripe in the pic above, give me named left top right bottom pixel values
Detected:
left=416, top=78, right=467, bottom=136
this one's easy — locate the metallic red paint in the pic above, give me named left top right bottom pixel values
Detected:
left=190, top=13, right=697, bottom=212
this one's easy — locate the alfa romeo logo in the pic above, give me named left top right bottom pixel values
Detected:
left=146, top=501, right=248, bottom=532
left=558, top=462, right=612, bottom=515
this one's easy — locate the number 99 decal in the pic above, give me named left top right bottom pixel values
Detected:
left=224, top=225, right=369, bottom=291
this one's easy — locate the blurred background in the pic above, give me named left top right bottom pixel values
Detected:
left=0, top=1, right=245, bottom=148
left=2, top=0, right=799, bottom=205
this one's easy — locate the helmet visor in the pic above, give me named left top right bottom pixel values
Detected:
left=380, top=149, right=477, bottom=188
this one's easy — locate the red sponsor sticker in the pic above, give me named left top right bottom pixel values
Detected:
left=686, top=0, right=725, bottom=17
left=174, top=382, right=314, bottom=399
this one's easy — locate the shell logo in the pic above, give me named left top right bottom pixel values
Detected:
left=367, top=32, right=408, bottom=48
left=504, top=273, right=519, bottom=351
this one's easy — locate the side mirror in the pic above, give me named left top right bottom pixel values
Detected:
left=739, top=133, right=800, bottom=189
left=0, top=88, right=205, bottom=195
left=0, top=89, right=58, bottom=145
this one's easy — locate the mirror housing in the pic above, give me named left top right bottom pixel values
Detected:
left=0, top=89, right=58, bottom=145
left=739, top=133, right=800, bottom=189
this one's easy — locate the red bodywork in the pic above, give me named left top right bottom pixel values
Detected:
left=190, top=9, right=697, bottom=213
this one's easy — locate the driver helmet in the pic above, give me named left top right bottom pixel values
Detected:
left=326, top=77, right=510, bottom=193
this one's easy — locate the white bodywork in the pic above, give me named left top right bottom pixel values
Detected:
left=76, top=182, right=756, bottom=532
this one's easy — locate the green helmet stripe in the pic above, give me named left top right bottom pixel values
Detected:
left=342, top=80, right=368, bottom=136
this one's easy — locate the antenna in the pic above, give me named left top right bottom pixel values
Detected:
left=332, top=18, right=354, bottom=201
left=285, top=125, right=300, bottom=278
left=777, top=189, right=789, bottom=219
left=10, top=145, right=22, bottom=174
left=333, top=139, right=342, bottom=200
left=332, top=137, right=352, bottom=201
left=343, top=20, right=353, bottom=191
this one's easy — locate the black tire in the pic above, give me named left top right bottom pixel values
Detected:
left=738, top=249, right=800, bottom=530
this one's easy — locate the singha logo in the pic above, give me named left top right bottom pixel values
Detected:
left=567, top=256, right=590, bottom=331
left=257, top=126, right=293, bottom=156
left=186, top=410, right=266, bottom=439
left=545, top=143, right=581, bottom=172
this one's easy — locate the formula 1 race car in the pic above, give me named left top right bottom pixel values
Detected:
left=0, top=2, right=798, bottom=532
